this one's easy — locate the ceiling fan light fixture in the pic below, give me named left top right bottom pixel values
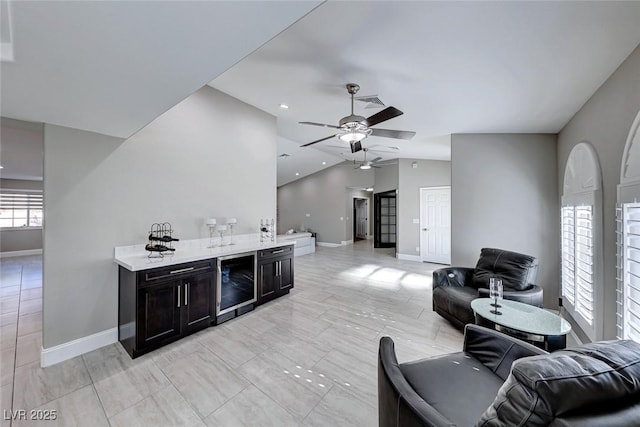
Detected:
left=359, top=164, right=372, bottom=170
left=338, top=122, right=371, bottom=143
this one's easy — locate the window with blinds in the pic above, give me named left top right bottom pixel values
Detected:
left=0, top=192, right=43, bottom=228
left=621, top=203, right=640, bottom=343
left=561, top=205, right=594, bottom=327
left=561, top=206, right=575, bottom=305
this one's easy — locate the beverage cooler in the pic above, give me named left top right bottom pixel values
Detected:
left=216, top=252, right=257, bottom=318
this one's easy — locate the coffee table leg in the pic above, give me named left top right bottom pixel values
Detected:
left=546, top=334, right=566, bottom=352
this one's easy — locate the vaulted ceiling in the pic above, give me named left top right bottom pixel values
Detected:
left=0, top=0, right=321, bottom=139
left=209, top=1, right=640, bottom=186
left=1, top=1, right=640, bottom=187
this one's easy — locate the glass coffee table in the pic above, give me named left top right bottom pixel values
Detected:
left=470, top=298, right=571, bottom=352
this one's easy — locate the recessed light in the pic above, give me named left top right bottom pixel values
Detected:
left=295, top=172, right=300, bottom=176
left=366, top=187, right=374, bottom=192
left=279, top=104, right=289, bottom=109
left=322, top=161, right=326, bottom=165
left=0, top=165, right=3, bottom=169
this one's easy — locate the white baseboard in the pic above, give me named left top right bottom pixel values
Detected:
left=397, top=253, right=421, bottom=262
left=41, top=327, right=117, bottom=367
left=341, top=240, right=354, bottom=245
left=0, top=249, right=43, bottom=258
left=316, top=242, right=341, bottom=247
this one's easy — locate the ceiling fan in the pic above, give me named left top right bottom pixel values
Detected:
left=353, top=148, right=384, bottom=170
left=299, top=83, right=416, bottom=152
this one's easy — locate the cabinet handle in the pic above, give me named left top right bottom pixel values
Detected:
left=170, top=267, right=195, bottom=275
left=278, top=260, right=281, bottom=276
left=177, top=285, right=181, bottom=308
left=185, top=283, right=189, bottom=306
left=272, top=249, right=284, bottom=254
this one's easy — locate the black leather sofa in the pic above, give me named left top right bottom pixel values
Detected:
left=432, top=248, right=543, bottom=329
left=378, top=325, right=640, bottom=427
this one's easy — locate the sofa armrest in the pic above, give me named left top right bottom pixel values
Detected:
left=433, top=267, right=475, bottom=290
left=378, top=336, right=455, bottom=427
left=478, top=285, right=544, bottom=307
left=463, top=324, right=547, bottom=381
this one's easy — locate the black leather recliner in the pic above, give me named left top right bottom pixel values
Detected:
left=378, top=325, right=546, bottom=427
left=378, top=325, right=640, bottom=427
left=432, top=248, right=543, bottom=329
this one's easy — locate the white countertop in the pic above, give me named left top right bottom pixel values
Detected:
left=114, top=233, right=294, bottom=272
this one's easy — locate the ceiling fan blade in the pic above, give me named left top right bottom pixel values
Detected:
left=371, top=157, right=383, bottom=163
left=370, top=128, right=416, bottom=140
left=299, top=121, right=340, bottom=129
left=372, top=165, right=381, bottom=168
left=300, top=134, right=337, bottom=147
left=363, top=106, right=403, bottom=127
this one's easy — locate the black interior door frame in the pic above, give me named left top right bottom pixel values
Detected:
left=374, top=190, right=397, bottom=249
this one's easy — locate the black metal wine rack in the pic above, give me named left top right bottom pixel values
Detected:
left=146, top=222, right=179, bottom=258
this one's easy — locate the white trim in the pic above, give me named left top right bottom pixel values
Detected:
left=396, top=253, right=421, bottom=262
left=0, top=249, right=43, bottom=258
left=341, top=240, right=354, bottom=245
left=620, top=109, right=640, bottom=184
left=316, top=242, right=341, bottom=247
left=41, top=327, right=117, bottom=367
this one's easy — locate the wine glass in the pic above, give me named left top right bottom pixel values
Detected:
left=206, top=218, right=217, bottom=248
left=217, top=224, right=228, bottom=246
left=227, top=218, right=237, bottom=245
left=489, top=277, right=503, bottom=315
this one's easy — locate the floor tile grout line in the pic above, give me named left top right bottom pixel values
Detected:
left=7, top=264, right=23, bottom=427
left=82, top=354, right=113, bottom=427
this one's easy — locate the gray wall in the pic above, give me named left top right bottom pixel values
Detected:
left=557, top=44, right=640, bottom=340
left=43, top=87, right=277, bottom=348
left=0, top=118, right=44, bottom=181
left=397, top=159, right=451, bottom=257
left=374, top=162, right=398, bottom=194
left=0, top=179, right=44, bottom=253
left=277, top=164, right=374, bottom=244
left=451, top=133, right=558, bottom=308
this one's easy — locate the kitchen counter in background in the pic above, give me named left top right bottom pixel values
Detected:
left=276, top=232, right=315, bottom=257
left=114, top=233, right=294, bottom=271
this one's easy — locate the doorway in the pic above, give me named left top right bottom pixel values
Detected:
left=374, top=190, right=396, bottom=249
left=353, top=198, right=368, bottom=241
left=420, top=186, right=451, bottom=264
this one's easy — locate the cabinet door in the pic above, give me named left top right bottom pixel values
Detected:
left=278, top=257, right=293, bottom=292
left=182, top=272, right=214, bottom=334
left=137, top=280, right=182, bottom=350
left=258, top=261, right=277, bottom=303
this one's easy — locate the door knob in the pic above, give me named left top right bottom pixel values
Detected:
left=422, top=228, right=429, bottom=231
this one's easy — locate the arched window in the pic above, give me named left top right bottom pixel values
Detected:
left=561, top=142, right=603, bottom=341
left=617, top=110, right=640, bottom=343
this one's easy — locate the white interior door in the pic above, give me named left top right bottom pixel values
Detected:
left=420, top=187, right=451, bottom=264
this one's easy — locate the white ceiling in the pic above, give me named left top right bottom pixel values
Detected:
left=210, top=1, right=640, bottom=186
left=0, top=0, right=321, bottom=138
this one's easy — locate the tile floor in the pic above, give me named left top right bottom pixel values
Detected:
left=0, top=243, right=464, bottom=426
